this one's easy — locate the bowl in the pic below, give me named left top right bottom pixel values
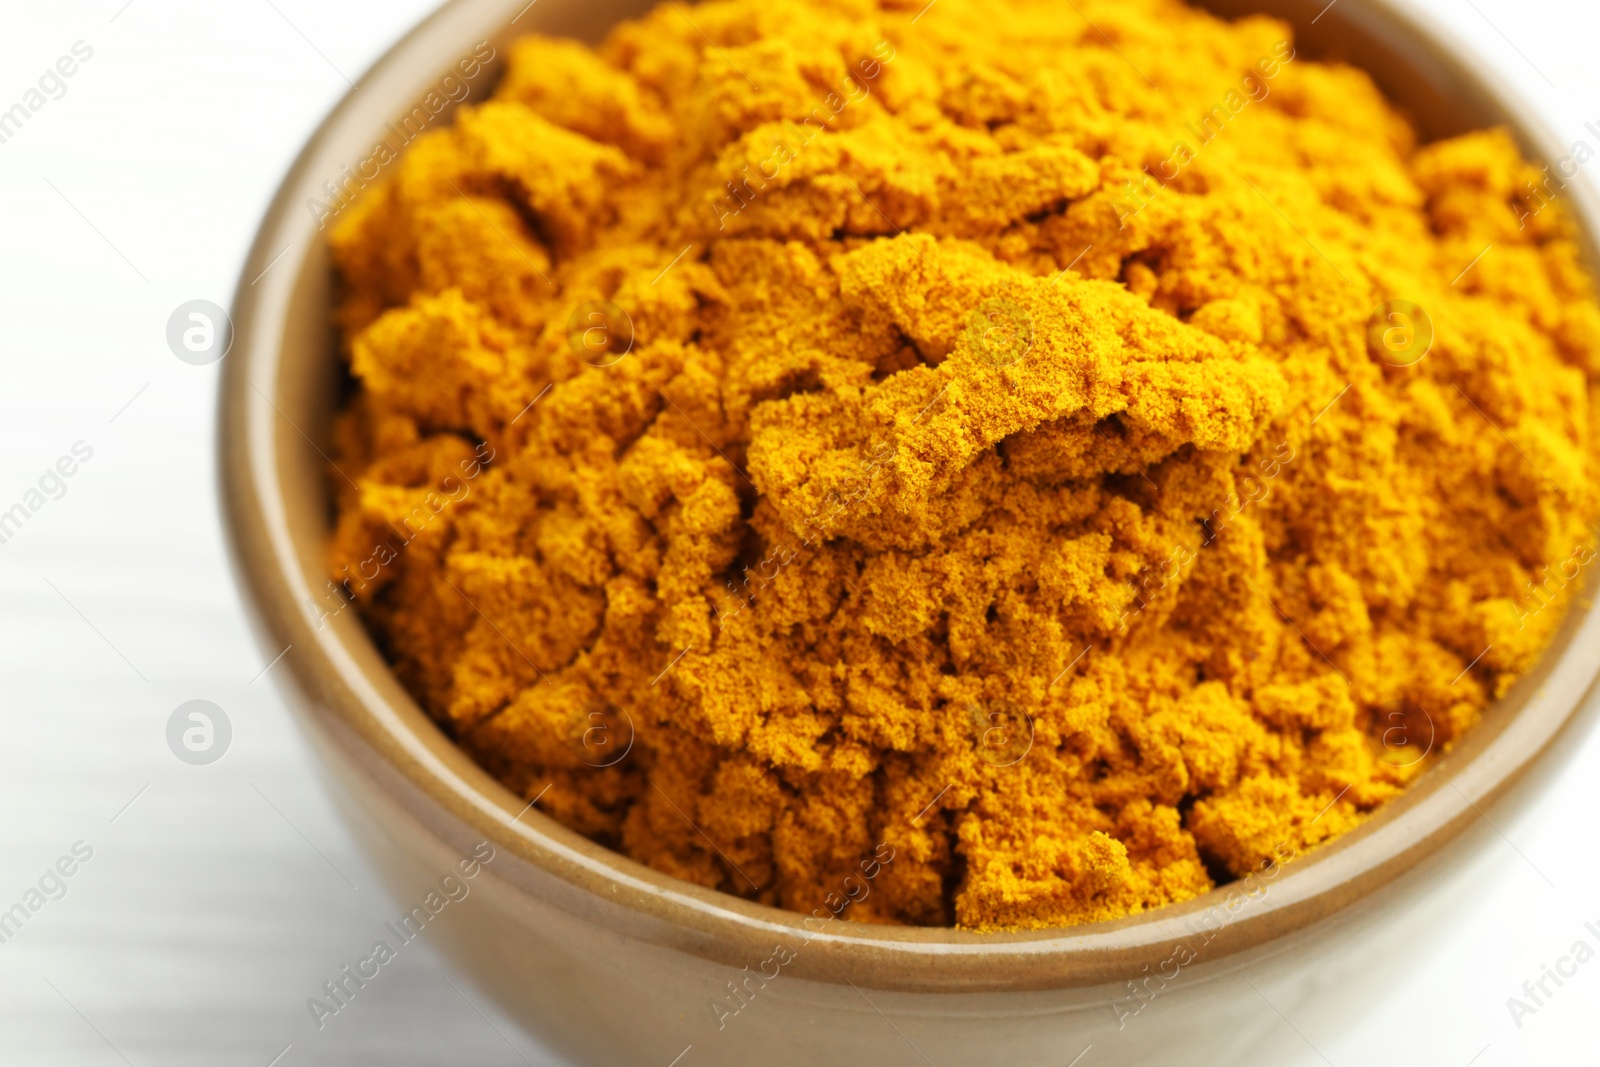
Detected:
left=219, top=0, right=1600, bottom=1063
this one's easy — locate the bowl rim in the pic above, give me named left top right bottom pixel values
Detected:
left=219, top=0, right=1600, bottom=993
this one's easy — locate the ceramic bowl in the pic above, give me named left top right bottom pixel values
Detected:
left=219, top=1, right=1600, bottom=1063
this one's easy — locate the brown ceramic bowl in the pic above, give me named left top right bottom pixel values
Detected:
left=220, top=0, right=1600, bottom=1063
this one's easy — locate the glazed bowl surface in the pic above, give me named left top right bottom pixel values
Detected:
left=219, top=0, right=1600, bottom=1063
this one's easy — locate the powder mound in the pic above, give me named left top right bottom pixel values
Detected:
left=323, top=0, right=1600, bottom=931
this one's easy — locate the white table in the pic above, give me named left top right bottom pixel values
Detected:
left=0, top=1, right=1596, bottom=1063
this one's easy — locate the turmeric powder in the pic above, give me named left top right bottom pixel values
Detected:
left=323, top=0, right=1600, bottom=931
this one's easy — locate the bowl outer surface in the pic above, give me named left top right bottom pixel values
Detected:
left=220, top=0, right=1600, bottom=997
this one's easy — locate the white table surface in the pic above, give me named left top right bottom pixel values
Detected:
left=1, top=1, right=1597, bottom=1064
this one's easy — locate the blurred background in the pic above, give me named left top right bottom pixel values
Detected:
left=1, top=1, right=1598, bottom=1064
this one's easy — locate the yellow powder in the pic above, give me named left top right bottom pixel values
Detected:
left=322, top=0, right=1600, bottom=930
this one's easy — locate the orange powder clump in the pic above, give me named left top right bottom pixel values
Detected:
left=322, top=0, right=1600, bottom=930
